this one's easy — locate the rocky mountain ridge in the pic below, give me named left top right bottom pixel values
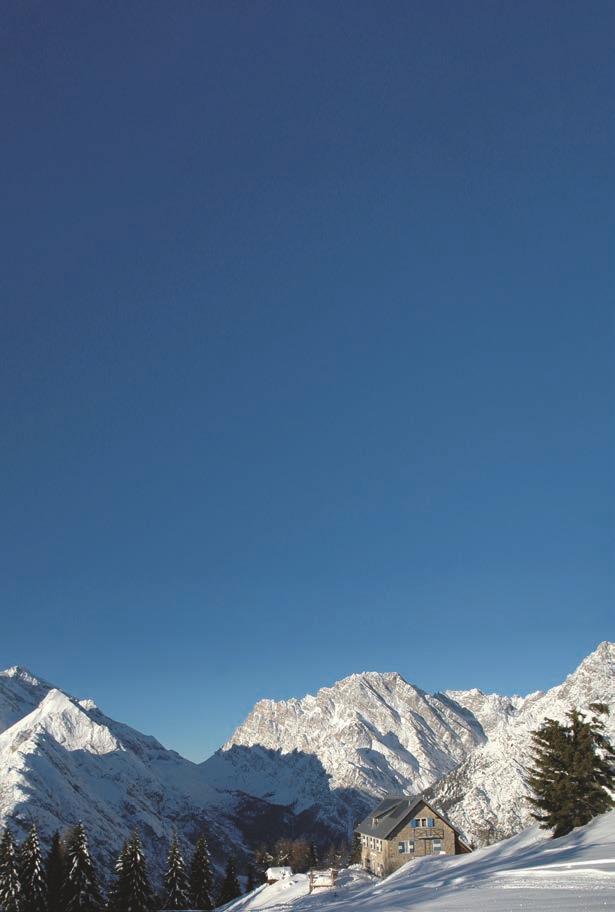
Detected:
left=0, top=642, right=612, bottom=877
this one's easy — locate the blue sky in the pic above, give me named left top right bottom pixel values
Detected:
left=1, top=2, right=612, bottom=760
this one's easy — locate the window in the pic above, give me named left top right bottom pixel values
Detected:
left=362, top=835, right=367, bottom=846
left=398, top=841, right=414, bottom=854
left=432, top=838, right=443, bottom=853
left=414, top=817, right=428, bottom=828
left=398, top=842, right=405, bottom=854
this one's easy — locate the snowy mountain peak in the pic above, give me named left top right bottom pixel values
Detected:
left=0, top=663, right=54, bottom=735
left=225, top=667, right=487, bottom=804
left=1, top=665, right=47, bottom=686
left=0, top=688, right=121, bottom=756
left=571, top=640, right=614, bottom=678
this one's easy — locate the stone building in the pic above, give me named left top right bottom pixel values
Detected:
left=356, top=795, right=471, bottom=876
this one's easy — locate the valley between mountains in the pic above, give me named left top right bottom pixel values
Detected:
left=0, top=642, right=612, bottom=881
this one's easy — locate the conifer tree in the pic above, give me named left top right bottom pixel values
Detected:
left=110, top=832, right=153, bottom=912
left=349, top=832, right=362, bottom=865
left=526, top=704, right=614, bottom=837
left=0, top=828, right=22, bottom=912
left=216, top=858, right=241, bottom=906
left=322, top=843, right=337, bottom=868
left=20, top=825, right=46, bottom=912
left=106, top=841, right=128, bottom=912
left=566, top=705, right=614, bottom=824
left=244, top=866, right=255, bottom=895
left=252, top=847, right=272, bottom=885
left=162, top=837, right=189, bottom=911
left=45, top=834, right=65, bottom=912
left=189, top=837, right=213, bottom=911
left=308, top=843, right=318, bottom=869
left=288, top=841, right=310, bottom=874
left=63, top=824, right=102, bottom=912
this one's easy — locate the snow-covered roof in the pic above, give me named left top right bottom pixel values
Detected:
left=266, top=866, right=293, bottom=879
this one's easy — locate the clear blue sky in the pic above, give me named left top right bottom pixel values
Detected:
left=1, top=2, right=612, bottom=761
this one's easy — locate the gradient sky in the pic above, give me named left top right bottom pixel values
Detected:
left=1, top=2, right=613, bottom=761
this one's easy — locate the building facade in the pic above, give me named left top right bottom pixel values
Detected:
left=356, top=796, right=471, bottom=877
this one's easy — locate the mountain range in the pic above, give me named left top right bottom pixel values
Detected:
left=0, top=642, right=612, bottom=880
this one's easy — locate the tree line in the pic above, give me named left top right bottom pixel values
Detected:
left=0, top=823, right=361, bottom=912
left=0, top=823, right=245, bottom=912
left=252, top=835, right=360, bottom=878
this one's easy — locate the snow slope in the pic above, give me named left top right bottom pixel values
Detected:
left=220, top=810, right=615, bottom=912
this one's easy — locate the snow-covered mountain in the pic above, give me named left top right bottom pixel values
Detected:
left=0, top=669, right=276, bottom=882
left=427, top=640, right=615, bottom=845
left=222, top=671, right=488, bottom=801
left=222, top=642, right=614, bottom=846
left=1, top=641, right=612, bottom=882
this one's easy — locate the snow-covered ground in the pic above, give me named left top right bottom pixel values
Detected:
left=221, top=810, right=615, bottom=912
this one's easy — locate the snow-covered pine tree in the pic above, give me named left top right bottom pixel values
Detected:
left=62, top=824, right=102, bottom=912
left=189, top=837, right=213, bottom=911
left=0, top=827, right=22, bottom=912
left=45, top=834, right=65, bottom=912
left=111, top=832, right=153, bottom=912
left=106, top=841, right=128, bottom=912
left=162, top=837, right=189, bottom=911
left=20, top=825, right=46, bottom=912
left=216, top=858, right=241, bottom=906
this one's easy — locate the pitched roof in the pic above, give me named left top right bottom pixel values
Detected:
left=355, top=794, right=468, bottom=843
left=355, top=795, right=420, bottom=839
